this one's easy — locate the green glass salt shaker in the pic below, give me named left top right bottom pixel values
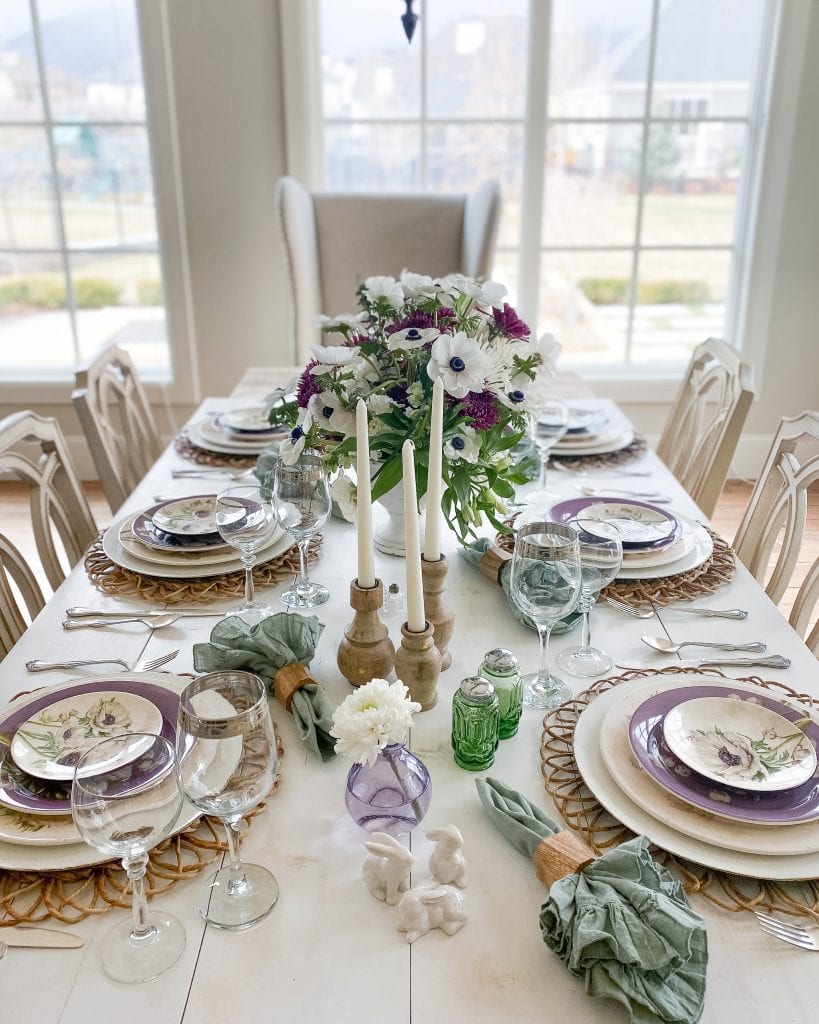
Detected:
left=451, top=676, right=500, bottom=771
left=480, top=648, right=523, bottom=739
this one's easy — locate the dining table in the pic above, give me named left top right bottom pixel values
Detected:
left=0, top=370, right=817, bottom=1024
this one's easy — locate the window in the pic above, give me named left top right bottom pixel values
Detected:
left=315, top=0, right=772, bottom=370
left=0, top=0, right=169, bottom=381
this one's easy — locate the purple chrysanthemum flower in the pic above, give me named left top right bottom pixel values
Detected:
left=391, top=310, right=436, bottom=332
left=296, top=360, right=321, bottom=408
left=344, top=332, right=371, bottom=348
left=462, top=390, right=501, bottom=430
left=435, top=306, right=457, bottom=329
left=493, top=302, right=530, bottom=339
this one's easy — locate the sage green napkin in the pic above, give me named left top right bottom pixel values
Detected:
left=193, top=614, right=336, bottom=761
left=459, top=538, right=581, bottom=635
left=476, top=778, right=707, bottom=1024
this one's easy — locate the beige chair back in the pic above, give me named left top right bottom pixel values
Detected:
left=656, top=338, right=755, bottom=517
left=276, top=176, right=501, bottom=363
left=0, top=411, right=97, bottom=656
left=72, top=344, right=162, bottom=513
left=733, top=411, right=819, bottom=654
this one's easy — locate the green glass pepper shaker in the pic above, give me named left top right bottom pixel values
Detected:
left=479, top=648, right=523, bottom=739
left=451, top=675, right=500, bottom=771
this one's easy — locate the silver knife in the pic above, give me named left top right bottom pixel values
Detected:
left=616, top=655, right=792, bottom=671
left=65, top=606, right=227, bottom=619
left=1, top=926, right=84, bottom=948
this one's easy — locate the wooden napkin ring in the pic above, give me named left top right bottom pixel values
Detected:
left=273, top=663, right=315, bottom=711
left=534, top=832, right=596, bottom=887
left=479, top=545, right=511, bottom=585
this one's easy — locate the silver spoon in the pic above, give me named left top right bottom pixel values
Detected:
left=551, top=462, right=652, bottom=478
left=62, top=614, right=182, bottom=630
left=575, top=483, right=672, bottom=501
left=641, top=636, right=767, bottom=654
left=606, top=597, right=748, bottom=620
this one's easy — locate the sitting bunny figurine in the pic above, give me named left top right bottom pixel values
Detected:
left=426, top=824, right=466, bottom=887
left=362, top=832, right=414, bottom=906
left=396, top=882, right=468, bottom=944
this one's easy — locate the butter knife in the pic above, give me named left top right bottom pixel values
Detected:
left=65, top=606, right=226, bottom=619
left=1, top=926, right=84, bottom=948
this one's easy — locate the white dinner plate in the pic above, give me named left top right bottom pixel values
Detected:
left=598, top=682, right=819, bottom=856
left=0, top=806, right=80, bottom=846
left=615, top=515, right=712, bottom=579
left=119, top=516, right=246, bottom=568
left=573, top=675, right=819, bottom=878
left=0, top=673, right=199, bottom=870
left=621, top=531, right=695, bottom=568
left=104, top=513, right=292, bottom=579
left=551, top=427, right=636, bottom=457
left=188, top=417, right=274, bottom=455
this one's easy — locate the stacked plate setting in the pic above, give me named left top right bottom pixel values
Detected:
left=550, top=496, right=713, bottom=580
left=103, top=494, right=289, bottom=580
left=188, top=405, right=288, bottom=456
left=0, top=674, right=199, bottom=870
left=573, top=677, right=819, bottom=880
left=551, top=406, right=635, bottom=458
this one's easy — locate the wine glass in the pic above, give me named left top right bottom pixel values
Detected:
left=71, top=734, right=185, bottom=984
left=557, top=518, right=623, bottom=677
left=216, top=482, right=278, bottom=625
left=524, top=400, right=570, bottom=506
left=176, top=671, right=279, bottom=930
left=509, top=520, right=581, bottom=709
left=273, top=454, right=332, bottom=608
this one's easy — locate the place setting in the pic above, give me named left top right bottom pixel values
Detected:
left=546, top=403, right=646, bottom=469
left=180, top=405, right=288, bottom=463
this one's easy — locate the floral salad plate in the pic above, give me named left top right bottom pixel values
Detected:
left=550, top=497, right=680, bottom=550
left=10, top=691, right=163, bottom=782
left=151, top=495, right=219, bottom=536
left=661, top=694, right=817, bottom=793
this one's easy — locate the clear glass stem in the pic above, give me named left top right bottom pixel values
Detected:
left=223, top=817, right=247, bottom=895
left=536, top=623, right=552, bottom=683
left=242, top=551, right=255, bottom=606
left=124, top=854, right=153, bottom=938
left=296, top=539, right=310, bottom=597
left=578, top=594, right=594, bottom=654
left=538, top=453, right=549, bottom=491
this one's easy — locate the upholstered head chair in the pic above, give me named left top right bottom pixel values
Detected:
left=276, top=176, right=501, bottom=362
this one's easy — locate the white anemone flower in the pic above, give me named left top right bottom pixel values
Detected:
left=399, top=271, right=437, bottom=298
left=444, top=425, right=481, bottom=464
left=426, top=332, right=492, bottom=399
left=330, top=678, right=421, bottom=767
left=529, top=331, right=562, bottom=372
left=387, top=326, right=440, bottom=351
left=281, top=410, right=312, bottom=465
left=308, top=392, right=355, bottom=436
left=330, top=473, right=357, bottom=523
left=309, top=345, right=357, bottom=375
left=363, top=275, right=404, bottom=309
left=689, top=729, right=764, bottom=782
left=316, top=312, right=369, bottom=331
left=459, top=277, right=508, bottom=309
left=496, top=385, right=534, bottom=413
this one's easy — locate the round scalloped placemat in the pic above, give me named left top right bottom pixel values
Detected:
left=540, top=666, right=819, bottom=917
left=83, top=533, right=322, bottom=605
left=550, top=434, right=647, bottom=469
left=0, top=730, right=283, bottom=925
left=175, top=434, right=259, bottom=468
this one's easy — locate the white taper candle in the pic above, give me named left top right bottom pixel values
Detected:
left=402, top=439, right=425, bottom=632
left=424, top=376, right=444, bottom=561
left=355, top=399, right=375, bottom=588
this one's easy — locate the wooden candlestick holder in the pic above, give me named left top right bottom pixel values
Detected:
left=337, top=578, right=396, bottom=687
left=394, top=620, right=441, bottom=711
left=421, top=555, right=454, bottom=671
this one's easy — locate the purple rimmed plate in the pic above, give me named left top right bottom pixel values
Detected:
left=550, top=496, right=681, bottom=551
left=0, top=679, right=181, bottom=817
left=133, top=497, right=230, bottom=553
left=629, top=684, right=819, bottom=826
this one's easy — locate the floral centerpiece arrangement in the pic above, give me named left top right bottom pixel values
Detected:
left=270, top=270, right=560, bottom=543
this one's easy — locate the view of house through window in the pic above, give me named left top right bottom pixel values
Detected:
left=0, top=0, right=169, bottom=381
left=318, top=0, right=769, bottom=368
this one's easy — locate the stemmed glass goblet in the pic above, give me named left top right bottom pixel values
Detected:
left=273, top=454, right=332, bottom=608
left=524, top=400, right=570, bottom=508
left=509, top=520, right=581, bottom=709
left=176, top=670, right=279, bottom=930
left=216, top=482, right=278, bottom=625
left=556, top=518, right=623, bottom=677
left=71, top=733, right=185, bottom=984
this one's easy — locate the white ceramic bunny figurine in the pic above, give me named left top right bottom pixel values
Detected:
left=426, top=824, right=466, bottom=887
left=362, top=832, right=414, bottom=906
left=396, top=882, right=468, bottom=944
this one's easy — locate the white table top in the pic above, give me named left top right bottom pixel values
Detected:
left=1, top=395, right=816, bottom=1024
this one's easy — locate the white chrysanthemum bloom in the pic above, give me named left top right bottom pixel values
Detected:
left=316, top=312, right=369, bottom=331
left=330, top=678, right=421, bottom=766
left=363, top=275, right=404, bottom=309
left=309, top=345, right=357, bottom=375
left=367, top=393, right=395, bottom=415
left=281, top=410, right=312, bottom=465
left=308, top=392, right=355, bottom=436
left=330, top=473, right=357, bottom=523
left=387, top=326, right=440, bottom=351
left=427, top=331, right=492, bottom=399
left=444, top=425, right=481, bottom=464
left=399, top=270, right=437, bottom=298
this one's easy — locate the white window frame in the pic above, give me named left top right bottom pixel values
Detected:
left=0, top=0, right=199, bottom=407
left=281, top=0, right=808, bottom=402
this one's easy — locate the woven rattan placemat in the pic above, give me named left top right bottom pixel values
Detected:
left=540, top=666, right=819, bottom=917
left=175, top=434, right=259, bottom=469
left=550, top=434, right=647, bottom=469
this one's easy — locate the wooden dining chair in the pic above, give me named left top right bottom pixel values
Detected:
left=276, top=176, right=501, bottom=363
left=72, top=343, right=163, bottom=513
left=733, top=411, right=819, bottom=654
left=656, top=337, right=755, bottom=517
left=0, top=411, right=98, bottom=657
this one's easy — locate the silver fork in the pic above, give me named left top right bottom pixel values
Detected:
left=605, top=597, right=749, bottom=620
left=171, top=468, right=254, bottom=480
left=754, top=911, right=819, bottom=950
left=25, top=649, right=179, bottom=673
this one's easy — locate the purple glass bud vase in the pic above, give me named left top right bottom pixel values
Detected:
left=345, top=743, right=431, bottom=836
